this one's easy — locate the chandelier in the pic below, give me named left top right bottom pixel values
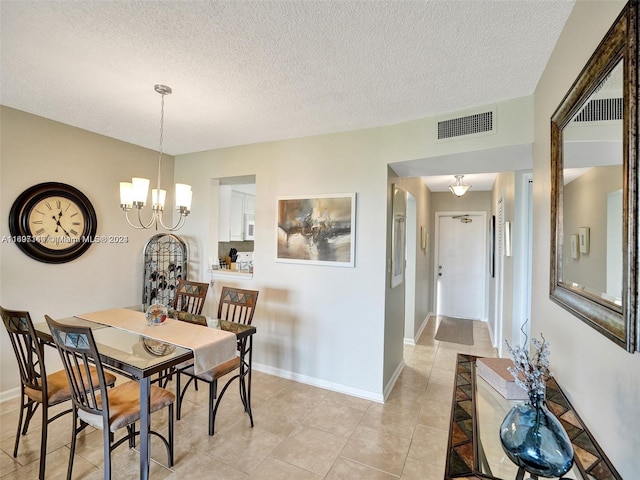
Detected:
left=119, top=85, right=192, bottom=231
left=449, top=174, right=471, bottom=197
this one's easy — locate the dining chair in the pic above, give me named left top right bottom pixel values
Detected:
left=45, top=315, right=175, bottom=480
left=0, top=306, right=116, bottom=480
left=175, top=286, right=258, bottom=435
left=172, top=279, right=209, bottom=314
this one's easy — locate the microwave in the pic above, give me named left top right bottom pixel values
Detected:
left=244, top=215, right=255, bottom=240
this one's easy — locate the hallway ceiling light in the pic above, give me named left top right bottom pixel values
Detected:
left=119, top=85, right=192, bottom=231
left=449, top=175, right=471, bottom=197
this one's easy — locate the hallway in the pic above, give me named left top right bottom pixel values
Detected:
left=0, top=317, right=496, bottom=479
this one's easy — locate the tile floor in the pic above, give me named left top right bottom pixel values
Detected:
left=0, top=317, right=496, bottom=479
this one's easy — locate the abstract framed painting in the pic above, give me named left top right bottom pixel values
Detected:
left=276, top=193, right=356, bottom=267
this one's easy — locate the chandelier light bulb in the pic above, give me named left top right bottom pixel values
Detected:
left=449, top=174, right=471, bottom=197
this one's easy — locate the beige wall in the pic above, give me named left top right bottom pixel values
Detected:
left=389, top=175, right=433, bottom=339
left=532, top=1, right=639, bottom=476
left=562, top=165, right=621, bottom=294
left=176, top=130, right=392, bottom=399
left=384, top=173, right=432, bottom=384
left=430, top=190, right=492, bottom=214
left=3, top=4, right=636, bottom=471
left=0, top=106, right=176, bottom=396
left=174, top=94, right=533, bottom=400
left=0, top=91, right=532, bottom=404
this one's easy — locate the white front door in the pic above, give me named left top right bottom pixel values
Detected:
left=435, top=212, right=487, bottom=320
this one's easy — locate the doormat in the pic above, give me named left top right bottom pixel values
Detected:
left=434, top=316, right=474, bottom=345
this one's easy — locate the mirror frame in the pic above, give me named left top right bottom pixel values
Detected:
left=550, top=1, right=638, bottom=352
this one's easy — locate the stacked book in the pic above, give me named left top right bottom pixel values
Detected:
left=476, top=357, right=529, bottom=400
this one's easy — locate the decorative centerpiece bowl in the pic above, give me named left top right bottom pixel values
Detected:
left=145, top=304, right=168, bottom=326
left=142, top=338, right=176, bottom=356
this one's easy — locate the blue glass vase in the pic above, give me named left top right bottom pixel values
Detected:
left=499, top=392, right=574, bottom=477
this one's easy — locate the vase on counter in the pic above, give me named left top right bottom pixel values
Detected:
left=499, top=390, right=574, bottom=478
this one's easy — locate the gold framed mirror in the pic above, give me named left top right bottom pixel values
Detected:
left=550, top=2, right=638, bottom=352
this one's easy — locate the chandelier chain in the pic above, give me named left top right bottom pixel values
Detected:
left=120, top=84, right=190, bottom=231
left=156, top=92, right=165, bottom=198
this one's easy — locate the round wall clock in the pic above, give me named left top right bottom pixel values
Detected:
left=8, top=182, right=98, bottom=263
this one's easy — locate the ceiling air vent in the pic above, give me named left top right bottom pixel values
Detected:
left=438, top=111, right=494, bottom=140
left=574, top=98, right=622, bottom=122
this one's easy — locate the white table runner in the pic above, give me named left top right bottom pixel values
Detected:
left=75, top=308, right=237, bottom=375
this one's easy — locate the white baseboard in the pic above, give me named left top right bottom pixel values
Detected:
left=382, top=359, right=405, bottom=402
left=253, top=362, right=384, bottom=404
left=416, top=313, right=431, bottom=339
left=0, top=387, right=20, bottom=403
left=404, top=313, right=432, bottom=345
left=2, top=365, right=387, bottom=405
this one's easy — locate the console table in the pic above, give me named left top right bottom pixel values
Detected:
left=445, top=354, right=621, bottom=480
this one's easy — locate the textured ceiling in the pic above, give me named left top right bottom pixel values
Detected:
left=1, top=1, right=574, bottom=157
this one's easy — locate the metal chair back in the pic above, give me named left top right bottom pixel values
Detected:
left=1, top=307, right=47, bottom=399
left=173, top=279, right=209, bottom=314
left=45, top=316, right=111, bottom=424
left=217, top=286, right=259, bottom=325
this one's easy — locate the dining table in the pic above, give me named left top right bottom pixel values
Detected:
left=34, top=306, right=257, bottom=480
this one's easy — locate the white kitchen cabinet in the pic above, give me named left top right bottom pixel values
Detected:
left=218, top=186, right=255, bottom=242
left=218, top=185, right=232, bottom=242
left=229, top=190, right=245, bottom=241
left=245, top=194, right=255, bottom=215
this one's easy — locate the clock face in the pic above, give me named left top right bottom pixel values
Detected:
left=9, top=183, right=97, bottom=263
left=27, top=195, right=87, bottom=250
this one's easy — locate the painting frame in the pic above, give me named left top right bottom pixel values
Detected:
left=578, top=226, right=590, bottom=254
left=570, top=234, right=579, bottom=259
left=276, top=193, right=356, bottom=267
left=490, top=215, right=496, bottom=278
left=421, top=225, right=428, bottom=253
left=391, top=184, right=406, bottom=288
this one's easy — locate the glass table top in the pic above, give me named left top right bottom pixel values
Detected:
left=35, top=308, right=255, bottom=376
left=475, top=371, right=583, bottom=479
left=446, top=354, right=621, bottom=480
left=35, top=316, right=191, bottom=373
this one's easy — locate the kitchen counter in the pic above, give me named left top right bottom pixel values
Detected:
left=210, top=269, right=253, bottom=280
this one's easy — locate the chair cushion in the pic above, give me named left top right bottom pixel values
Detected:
left=182, top=356, right=241, bottom=382
left=25, top=367, right=117, bottom=405
left=78, top=380, right=175, bottom=432
left=167, top=309, right=207, bottom=325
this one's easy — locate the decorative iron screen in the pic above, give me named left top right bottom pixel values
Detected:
left=142, top=234, right=187, bottom=307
